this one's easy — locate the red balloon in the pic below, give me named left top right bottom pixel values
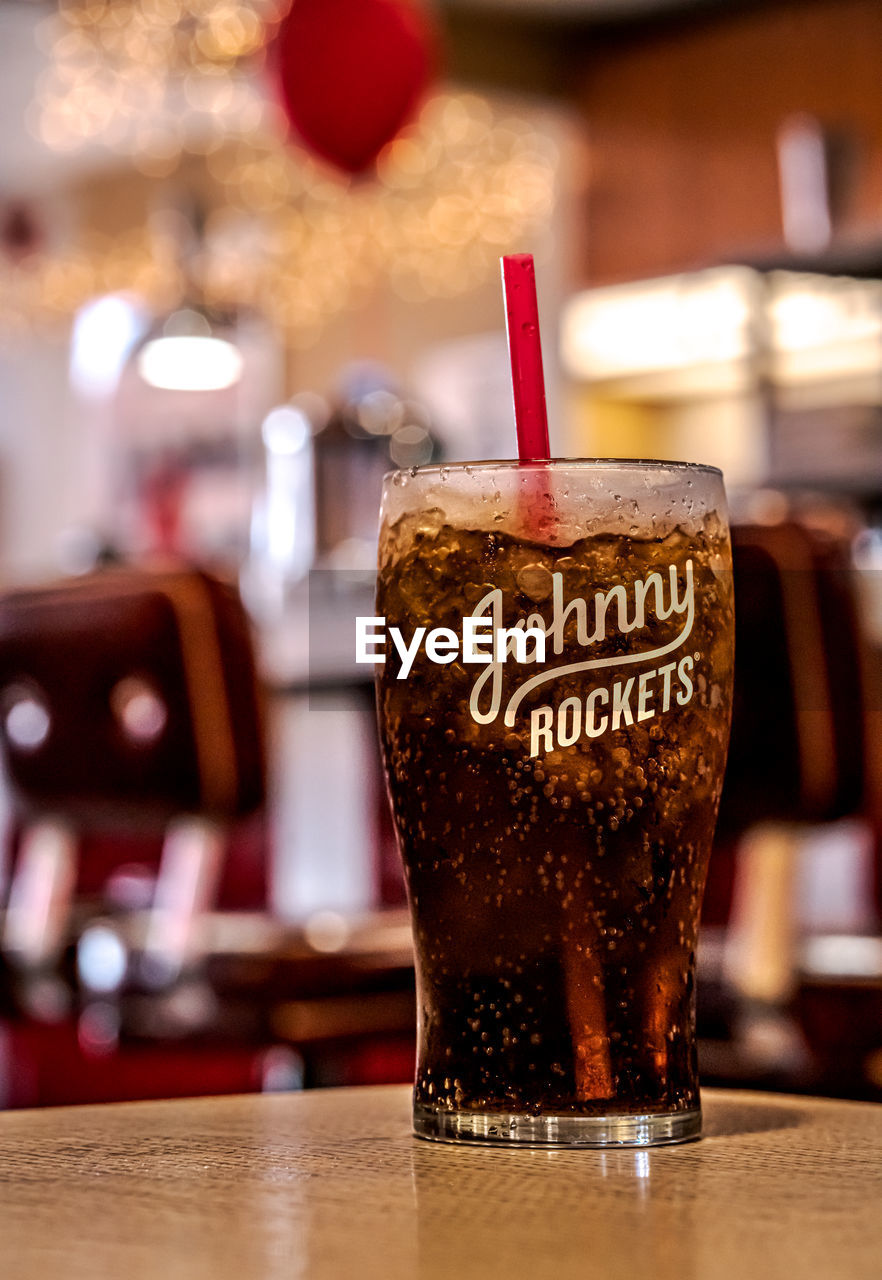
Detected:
left=273, top=0, right=437, bottom=176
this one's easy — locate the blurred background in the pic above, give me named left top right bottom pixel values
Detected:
left=1, top=0, right=882, bottom=1108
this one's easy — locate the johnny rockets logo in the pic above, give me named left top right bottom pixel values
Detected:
left=357, top=560, right=696, bottom=757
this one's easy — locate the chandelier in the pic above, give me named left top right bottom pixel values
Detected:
left=203, top=94, right=558, bottom=344
left=7, top=2, right=559, bottom=341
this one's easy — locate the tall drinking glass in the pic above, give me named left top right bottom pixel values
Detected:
left=375, top=460, right=734, bottom=1146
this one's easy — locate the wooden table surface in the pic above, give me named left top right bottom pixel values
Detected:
left=1, top=1085, right=880, bottom=1280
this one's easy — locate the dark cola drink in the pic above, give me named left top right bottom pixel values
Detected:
left=373, top=461, right=735, bottom=1146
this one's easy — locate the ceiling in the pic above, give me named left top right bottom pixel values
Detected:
left=443, top=0, right=707, bottom=14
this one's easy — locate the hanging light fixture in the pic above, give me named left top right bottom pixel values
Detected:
left=136, top=306, right=243, bottom=392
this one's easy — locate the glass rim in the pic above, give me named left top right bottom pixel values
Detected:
left=383, top=457, right=723, bottom=483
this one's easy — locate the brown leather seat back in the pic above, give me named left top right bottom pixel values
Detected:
left=0, top=566, right=266, bottom=830
left=718, top=520, right=865, bottom=835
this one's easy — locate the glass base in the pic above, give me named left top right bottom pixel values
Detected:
left=413, top=1103, right=702, bottom=1148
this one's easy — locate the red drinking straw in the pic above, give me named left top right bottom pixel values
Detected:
left=501, top=253, right=551, bottom=462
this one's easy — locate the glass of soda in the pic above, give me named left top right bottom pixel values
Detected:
left=375, top=459, right=735, bottom=1146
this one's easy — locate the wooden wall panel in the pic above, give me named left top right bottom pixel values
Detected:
left=577, top=0, right=882, bottom=284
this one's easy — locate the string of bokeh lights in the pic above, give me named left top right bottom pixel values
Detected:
left=33, top=0, right=285, bottom=161
left=4, top=1, right=557, bottom=343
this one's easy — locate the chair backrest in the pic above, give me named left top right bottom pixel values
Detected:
left=718, top=518, right=867, bottom=834
left=0, top=566, right=267, bottom=964
left=0, top=565, right=266, bottom=829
